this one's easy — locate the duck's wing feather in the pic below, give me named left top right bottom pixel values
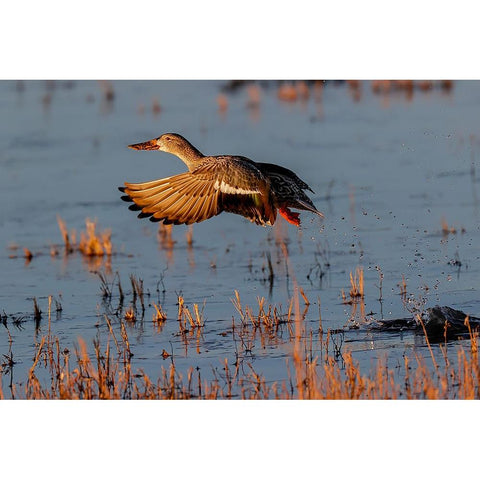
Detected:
left=120, top=171, right=221, bottom=225
left=119, top=156, right=276, bottom=226
left=200, top=157, right=277, bottom=226
left=256, top=162, right=314, bottom=193
left=255, top=162, right=323, bottom=217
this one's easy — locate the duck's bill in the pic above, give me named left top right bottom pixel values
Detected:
left=128, top=139, right=157, bottom=150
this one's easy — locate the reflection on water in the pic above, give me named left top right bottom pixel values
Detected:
left=1, top=80, right=479, bottom=398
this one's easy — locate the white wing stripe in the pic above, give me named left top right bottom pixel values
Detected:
left=213, top=179, right=259, bottom=195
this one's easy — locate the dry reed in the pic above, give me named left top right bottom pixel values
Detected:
left=349, top=267, right=364, bottom=298
left=4, top=268, right=479, bottom=399
left=8, top=299, right=480, bottom=399
left=57, top=215, right=112, bottom=257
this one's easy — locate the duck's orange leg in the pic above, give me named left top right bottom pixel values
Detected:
left=278, top=207, right=300, bottom=226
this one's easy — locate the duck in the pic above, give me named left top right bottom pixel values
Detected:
left=119, top=133, right=323, bottom=227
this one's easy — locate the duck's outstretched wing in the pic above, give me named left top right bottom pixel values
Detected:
left=119, top=157, right=276, bottom=226
left=119, top=171, right=221, bottom=225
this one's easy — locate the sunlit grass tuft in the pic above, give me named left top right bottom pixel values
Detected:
left=6, top=287, right=480, bottom=400
left=57, top=215, right=112, bottom=257
left=349, top=267, right=364, bottom=299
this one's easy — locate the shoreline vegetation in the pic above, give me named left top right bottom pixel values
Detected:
left=1, top=287, right=478, bottom=400
left=2, top=215, right=479, bottom=399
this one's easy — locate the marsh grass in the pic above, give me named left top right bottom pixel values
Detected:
left=246, top=84, right=261, bottom=108
left=177, top=295, right=205, bottom=331
left=57, top=215, right=74, bottom=253
left=130, top=274, right=145, bottom=312
left=277, top=83, right=298, bottom=102
left=3, top=218, right=479, bottom=399
left=158, top=224, right=176, bottom=249
left=124, top=306, right=136, bottom=323
left=57, top=215, right=113, bottom=261
left=442, top=217, right=457, bottom=235
left=342, top=267, right=365, bottom=304
left=226, top=81, right=454, bottom=109
left=10, top=216, right=110, bottom=266
left=441, top=217, right=465, bottom=236
left=349, top=267, right=364, bottom=299
left=186, top=225, right=194, bottom=247
left=152, top=303, right=167, bottom=323
left=33, top=297, right=42, bottom=322
left=79, top=218, right=112, bottom=256
left=398, top=275, right=408, bottom=301
left=3, top=285, right=479, bottom=399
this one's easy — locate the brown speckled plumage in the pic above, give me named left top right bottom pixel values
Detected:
left=119, top=133, right=323, bottom=227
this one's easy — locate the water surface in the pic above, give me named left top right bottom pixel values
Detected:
left=1, top=80, right=479, bottom=397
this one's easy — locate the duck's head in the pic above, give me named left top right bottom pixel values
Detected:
left=128, top=133, right=204, bottom=170
left=128, top=133, right=190, bottom=154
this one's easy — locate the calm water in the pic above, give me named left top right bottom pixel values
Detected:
left=1, top=80, right=479, bottom=397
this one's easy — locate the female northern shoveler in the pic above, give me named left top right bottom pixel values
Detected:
left=119, top=133, right=323, bottom=227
